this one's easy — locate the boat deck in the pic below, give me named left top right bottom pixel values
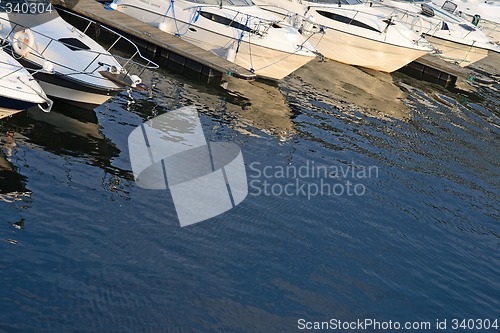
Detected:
left=51, top=0, right=256, bottom=84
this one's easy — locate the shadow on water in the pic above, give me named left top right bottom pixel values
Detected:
left=0, top=101, right=133, bottom=243
left=5, top=102, right=125, bottom=178
left=0, top=130, right=29, bottom=197
left=0, top=129, right=30, bottom=243
left=120, top=68, right=296, bottom=141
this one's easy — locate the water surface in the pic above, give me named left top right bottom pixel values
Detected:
left=0, top=57, right=498, bottom=332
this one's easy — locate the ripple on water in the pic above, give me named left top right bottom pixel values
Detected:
left=0, top=58, right=498, bottom=332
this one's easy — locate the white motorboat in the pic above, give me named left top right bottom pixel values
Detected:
left=370, top=0, right=500, bottom=66
left=108, top=0, right=319, bottom=80
left=0, top=48, right=52, bottom=114
left=0, top=1, right=157, bottom=108
left=254, top=0, right=433, bottom=72
left=432, top=0, right=500, bottom=43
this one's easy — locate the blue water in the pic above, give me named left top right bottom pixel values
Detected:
left=1, top=60, right=498, bottom=332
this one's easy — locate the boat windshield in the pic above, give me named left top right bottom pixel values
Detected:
left=187, top=0, right=254, bottom=5
left=0, top=0, right=53, bottom=13
left=307, top=0, right=363, bottom=5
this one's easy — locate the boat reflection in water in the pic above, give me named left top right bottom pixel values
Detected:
left=220, top=78, right=296, bottom=141
left=129, top=62, right=409, bottom=150
left=285, top=60, right=411, bottom=121
left=133, top=69, right=296, bottom=142
left=0, top=129, right=30, bottom=240
left=0, top=130, right=30, bottom=204
left=10, top=104, right=120, bottom=166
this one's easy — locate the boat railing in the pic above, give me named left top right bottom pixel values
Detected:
left=0, top=46, right=34, bottom=79
left=254, top=4, right=330, bottom=35
left=183, top=4, right=288, bottom=36
left=372, top=3, right=442, bottom=33
left=0, top=19, right=106, bottom=79
left=0, top=11, right=158, bottom=80
left=0, top=45, right=55, bottom=78
left=383, top=3, right=482, bottom=39
left=478, top=19, right=500, bottom=40
left=56, top=7, right=159, bottom=77
left=306, top=4, right=409, bottom=34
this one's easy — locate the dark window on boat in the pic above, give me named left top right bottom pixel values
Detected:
left=458, top=23, right=476, bottom=31
left=316, top=10, right=380, bottom=33
left=58, top=38, right=91, bottom=51
left=421, top=4, right=435, bottom=17
left=441, top=0, right=458, bottom=14
left=200, top=12, right=257, bottom=34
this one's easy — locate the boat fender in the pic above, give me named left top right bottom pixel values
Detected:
left=129, top=75, right=142, bottom=87
left=12, top=29, right=35, bottom=57
left=42, top=61, right=54, bottom=73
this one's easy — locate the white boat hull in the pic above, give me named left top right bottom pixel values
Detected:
left=0, top=50, right=49, bottom=112
left=0, top=12, right=138, bottom=107
left=38, top=81, right=116, bottom=107
left=115, top=2, right=317, bottom=79
left=372, top=0, right=497, bottom=66
left=254, top=0, right=431, bottom=72
left=309, top=30, right=429, bottom=72
left=424, top=35, right=489, bottom=66
left=199, top=37, right=315, bottom=80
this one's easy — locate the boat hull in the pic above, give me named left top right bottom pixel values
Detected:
left=424, top=35, right=489, bottom=66
left=172, top=25, right=315, bottom=80
left=0, top=50, right=48, bottom=112
left=0, top=96, right=37, bottom=111
left=18, top=65, right=122, bottom=108
left=206, top=38, right=315, bottom=80
left=0, top=13, right=128, bottom=107
left=37, top=81, right=118, bottom=108
left=116, top=2, right=316, bottom=80
left=309, top=30, right=429, bottom=72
